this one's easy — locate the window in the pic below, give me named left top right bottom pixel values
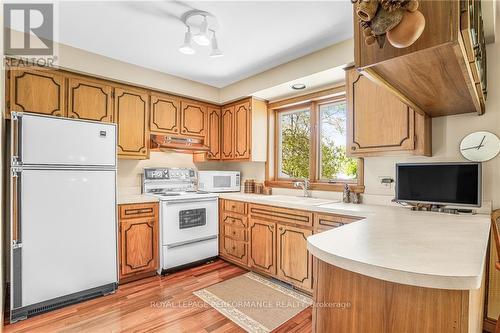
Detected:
left=278, top=107, right=311, bottom=179
left=319, top=101, right=357, bottom=181
left=272, top=90, right=363, bottom=191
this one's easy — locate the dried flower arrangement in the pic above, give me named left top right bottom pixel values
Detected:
left=352, top=0, right=425, bottom=48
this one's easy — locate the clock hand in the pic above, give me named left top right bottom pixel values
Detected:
left=477, top=135, right=486, bottom=149
left=462, top=144, right=485, bottom=151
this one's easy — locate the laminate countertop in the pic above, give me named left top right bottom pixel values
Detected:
left=219, top=193, right=491, bottom=290
left=117, top=194, right=159, bottom=205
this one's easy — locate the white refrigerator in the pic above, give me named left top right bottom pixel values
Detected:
left=9, top=113, right=118, bottom=323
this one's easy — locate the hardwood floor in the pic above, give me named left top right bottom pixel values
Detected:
left=3, top=259, right=312, bottom=333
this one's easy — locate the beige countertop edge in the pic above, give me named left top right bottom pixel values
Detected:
left=307, top=241, right=485, bottom=290
left=117, top=194, right=159, bottom=205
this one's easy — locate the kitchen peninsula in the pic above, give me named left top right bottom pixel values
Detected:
left=307, top=204, right=490, bottom=333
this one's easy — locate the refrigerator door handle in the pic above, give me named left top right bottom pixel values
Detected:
left=11, top=112, right=22, bottom=166
left=11, top=168, right=23, bottom=310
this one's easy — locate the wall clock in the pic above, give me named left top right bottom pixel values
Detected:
left=460, top=131, right=500, bottom=162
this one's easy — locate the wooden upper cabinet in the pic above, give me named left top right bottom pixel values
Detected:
left=207, top=107, right=221, bottom=160
left=221, top=106, right=234, bottom=160
left=346, top=69, right=431, bottom=157
left=9, top=68, right=65, bottom=117
left=150, top=93, right=181, bottom=135
left=180, top=101, right=207, bottom=138
left=67, top=77, right=112, bottom=122
left=233, top=101, right=251, bottom=159
left=277, top=224, right=313, bottom=291
left=249, top=219, right=276, bottom=275
left=354, top=0, right=485, bottom=116
left=114, top=87, right=149, bottom=159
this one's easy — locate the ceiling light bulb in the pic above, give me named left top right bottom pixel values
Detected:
left=193, top=17, right=210, bottom=46
left=179, top=28, right=195, bottom=55
left=210, top=33, right=223, bottom=58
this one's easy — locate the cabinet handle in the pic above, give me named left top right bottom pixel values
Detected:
left=232, top=219, right=236, bottom=223
left=232, top=246, right=236, bottom=250
left=351, top=146, right=356, bottom=151
left=232, top=231, right=236, bottom=235
left=279, top=227, right=283, bottom=231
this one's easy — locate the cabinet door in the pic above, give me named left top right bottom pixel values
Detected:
left=249, top=219, right=276, bottom=275
left=10, top=68, right=65, bottom=117
left=347, top=69, right=415, bottom=155
left=221, top=236, right=248, bottom=265
left=150, top=93, right=181, bottom=135
left=221, top=106, right=234, bottom=160
left=114, top=87, right=149, bottom=159
left=207, top=107, right=221, bottom=160
left=120, top=218, right=158, bottom=278
left=233, top=101, right=251, bottom=159
left=68, top=77, right=113, bottom=122
left=277, top=224, right=312, bottom=291
left=180, top=101, right=208, bottom=138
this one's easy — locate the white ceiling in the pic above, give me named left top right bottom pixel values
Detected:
left=55, top=1, right=353, bottom=88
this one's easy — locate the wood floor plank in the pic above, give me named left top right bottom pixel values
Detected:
left=3, top=259, right=311, bottom=333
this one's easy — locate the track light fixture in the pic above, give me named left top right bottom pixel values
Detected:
left=179, top=10, right=222, bottom=57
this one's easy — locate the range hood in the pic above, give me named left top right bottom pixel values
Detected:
left=151, top=134, right=210, bottom=153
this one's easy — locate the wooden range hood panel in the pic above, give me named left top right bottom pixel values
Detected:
left=150, top=134, right=210, bottom=154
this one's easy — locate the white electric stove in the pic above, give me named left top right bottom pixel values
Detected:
left=142, top=168, right=219, bottom=273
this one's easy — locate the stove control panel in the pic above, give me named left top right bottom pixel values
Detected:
left=143, top=168, right=196, bottom=181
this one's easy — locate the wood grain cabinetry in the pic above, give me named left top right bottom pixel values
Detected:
left=150, top=93, right=181, bottom=135
left=354, top=0, right=486, bottom=116
left=233, top=100, right=251, bottom=159
left=67, top=77, right=113, bottom=122
left=277, top=224, right=313, bottom=291
left=9, top=68, right=65, bottom=117
left=181, top=100, right=208, bottom=139
left=219, top=203, right=249, bottom=266
left=207, top=106, right=221, bottom=160
left=114, top=87, right=150, bottom=159
left=219, top=98, right=267, bottom=162
left=221, top=106, right=235, bottom=160
left=346, top=68, right=431, bottom=157
left=219, top=200, right=349, bottom=293
left=249, top=219, right=276, bottom=275
left=119, top=202, right=159, bottom=282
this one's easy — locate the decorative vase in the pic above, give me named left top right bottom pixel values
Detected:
left=386, top=10, right=426, bottom=48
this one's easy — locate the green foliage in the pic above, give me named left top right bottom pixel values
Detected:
left=279, top=103, right=358, bottom=181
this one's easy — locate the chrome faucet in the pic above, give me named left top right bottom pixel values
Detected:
left=293, top=179, right=311, bottom=198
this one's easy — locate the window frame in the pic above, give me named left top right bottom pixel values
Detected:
left=268, top=89, right=364, bottom=193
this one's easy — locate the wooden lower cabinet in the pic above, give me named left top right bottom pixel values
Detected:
left=219, top=199, right=322, bottom=293
left=119, top=202, right=159, bottom=282
left=249, top=219, right=276, bottom=275
left=277, top=224, right=313, bottom=291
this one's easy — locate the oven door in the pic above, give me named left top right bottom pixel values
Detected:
left=161, top=198, right=218, bottom=246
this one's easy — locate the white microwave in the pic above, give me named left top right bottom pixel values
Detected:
left=198, top=171, right=240, bottom=192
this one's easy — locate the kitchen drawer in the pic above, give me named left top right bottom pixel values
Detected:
left=249, top=204, right=313, bottom=228
left=221, top=237, right=247, bottom=264
left=314, top=213, right=362, bottom=230
left=119, top=203, right=158, bottom=220
left=221, top=212, right=248, bottom=228
left=223, top=199, right=247, bottom=215
left=224, top=224, right=246, bottom=241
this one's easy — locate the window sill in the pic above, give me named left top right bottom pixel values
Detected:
left=264, top=180, right=365, bottom=193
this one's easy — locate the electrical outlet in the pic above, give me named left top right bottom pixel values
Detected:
left=378, top=176, right=394, bottom=189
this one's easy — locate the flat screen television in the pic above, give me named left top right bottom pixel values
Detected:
left=395, top=163, right=481, bottom=207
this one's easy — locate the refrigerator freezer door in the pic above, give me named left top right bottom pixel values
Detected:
left=14, top=169, right=117, bottom=308
left=18, top=114, right=116, bottom=167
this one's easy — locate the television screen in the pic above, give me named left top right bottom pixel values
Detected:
left=395, top=163, right=481, bottom=207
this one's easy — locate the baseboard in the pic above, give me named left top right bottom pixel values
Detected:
left=483, top=317, right=496, bottom=332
